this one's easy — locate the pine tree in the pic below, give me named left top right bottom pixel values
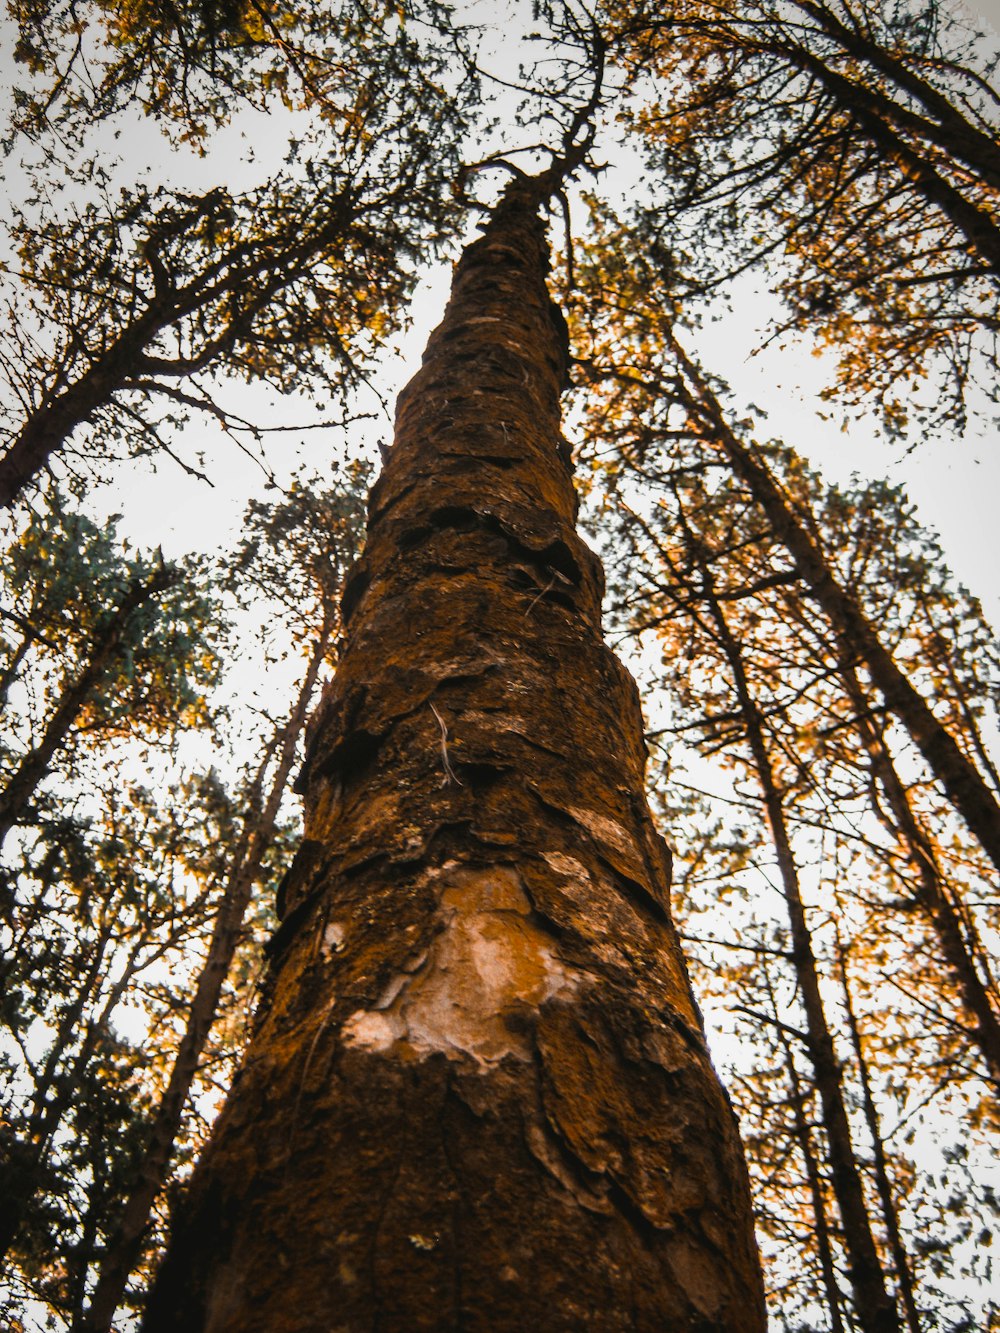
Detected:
left=142, top=162, right=767, bottom=1331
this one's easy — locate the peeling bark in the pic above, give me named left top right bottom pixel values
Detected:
left=143, top=183, right=765, bottom=1331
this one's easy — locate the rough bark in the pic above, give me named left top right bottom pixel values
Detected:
left=671, top=335, right=1000, bottom=878
left=143, top=182, right=765, bottom=1332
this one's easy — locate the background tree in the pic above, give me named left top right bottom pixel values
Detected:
left=597, top=0, right=1000, bottom=429
left=0, top=0, right=472, bottom=505
left=570, top=217, right=1000, bottom=874
left=591, top=416, right=999, bottom=1327
left=0, top=493, right=222, bottom=851
left=75, top=470, right=369, bottom=1333
left=0, top=465, right=370, bottom=1327
left=1, top=772, right=246, bottom=1307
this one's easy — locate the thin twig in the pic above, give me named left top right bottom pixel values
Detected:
left=429, top=701, right=463, bottom=786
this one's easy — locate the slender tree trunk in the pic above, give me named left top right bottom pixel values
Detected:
left=683, top=525, right=899, bottom=1333
left=0, top=194, right=357, bottom=510
left=839, top=663, right=1000, bottom=1087
left=0, top=919, right=120, bottom=1269
left=835, top=939, right=923, bottom=1333
left=142, top=179, right=766, bottom=1332
left=777, top=1024, right=847, bottom=1333
left=0, top=567, right=175, bottom=850
left=77, top=628, right=330, bottom=1333
left=671, top=334, right=1000, bottom=877
left=0, top=630, right=32, bottom=710
left=793, top=52, right=1000, bottom=273
left=725, top=15, right=1000, bottom=270
left=759, top=960, right=847, bottom=1332
left=0, top=369, right=142, bottom=512
left=942, top=663, right=1000, bottom=799
left=0, top=286, right=185, bottom=511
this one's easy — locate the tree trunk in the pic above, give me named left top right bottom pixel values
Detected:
left=836, top=939, right=923, bottom=1333
left=77, top=626, right=330, bottom=1333
left=671, top=334, right=1000, bottom=878
left=792, top=0, right=1000, bottom=191
left=142, top=180, right=766, bottom=1332
left=778, top=1028, right=847, bottom=1333
left=838, top=662, right=1000, bottom=1088
left=0, top=305, right=172, bottom=511
left=0, top=917, right=115, bottom=1269
left=681, top=523, right=900, bottom=1333
left=0, top=567, right=175, bottom=850
left=784, top=45, right=1000, bottom=274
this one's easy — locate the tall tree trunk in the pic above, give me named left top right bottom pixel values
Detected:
left=0, top=567, right=175, bottom=850
left=0, top=189, right=355, bottom=510
left=142, top=179, right=765, bottom=1331
left=784, top=1052, right=849, bottom=1333
left=0, top=917, right=115, bottom=1269
left=670, top=334, right=1000, bottom=877
left=791, top=0, right=1000, bottom=190
left=745, top=25, right=1000, bottom=270
left=764, top=962, right=848, bottom=1333
left=77, top=625, right=331, bottom=1333
left=681, top=522, right=899, bottom=1333
left=838, top=663, right=1000, bottom=1087
left=835, top=938, right=923, bottom=1333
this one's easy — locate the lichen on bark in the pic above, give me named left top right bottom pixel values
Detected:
left=143, top=181, right=767, bottom=1332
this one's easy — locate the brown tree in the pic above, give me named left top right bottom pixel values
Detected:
left=0, top=2, right=468, bottom=508
left=141, top=168, right=766, bottom=1330
left=603, top=0, right=1000, bottom=428
left=669, top=338, right=1000, bottom=876
left=0, top=566, right=176, bottom=851
left=571, top=231, right=1000, bottom=881
left=668, top=504, right=900, bottom=1333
